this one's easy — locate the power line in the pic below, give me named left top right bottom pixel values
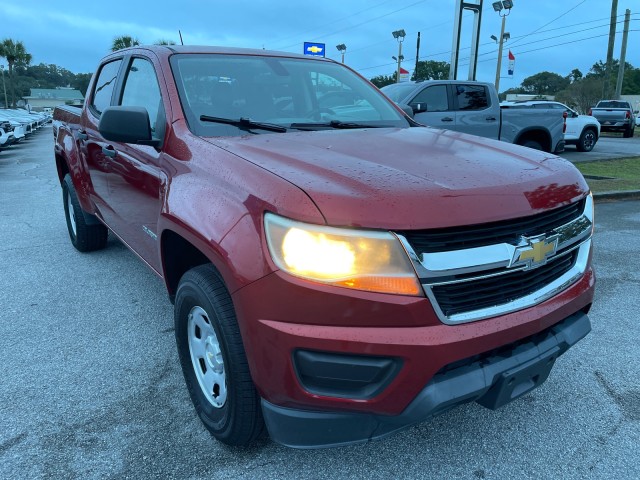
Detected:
left=274, top=0, right=427, bottom=50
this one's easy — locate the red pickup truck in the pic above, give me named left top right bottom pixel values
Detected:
left=53, top=46, right=595, bottom=449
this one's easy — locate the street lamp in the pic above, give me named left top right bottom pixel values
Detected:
left=0, top=65, right=7, bottom=109
left=392, top=29, right=406, bottom=83
left=336, top=44, right=347, bottom=64
left=493, top=0, right=514, bottom=92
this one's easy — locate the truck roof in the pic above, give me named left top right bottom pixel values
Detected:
left=103, top=44, right=334, bottom=62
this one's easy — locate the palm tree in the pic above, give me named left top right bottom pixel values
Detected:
left=154, top=39, right=176, bottom=46
left=111, top=35, right=140, bottom=52
left=0, top=39, right=32, bottom=108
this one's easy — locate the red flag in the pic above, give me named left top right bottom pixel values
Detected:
left=508, top=50, right=515, bottom=76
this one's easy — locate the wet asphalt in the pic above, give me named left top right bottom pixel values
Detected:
left=1, top=126, right=639, bottom=479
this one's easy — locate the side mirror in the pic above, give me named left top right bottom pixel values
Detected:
left=99, top=106, right=159, bottom=147
left=397, top=103, right=415, bottom=118
left=410, top=103, right=427, bottom=114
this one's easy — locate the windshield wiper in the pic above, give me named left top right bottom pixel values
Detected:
left=200, top=115, right=287, bottom=133
left=289, top=120, right=385, bottom=131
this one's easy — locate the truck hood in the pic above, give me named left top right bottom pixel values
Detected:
left=204, top=127, right=588, bottom=230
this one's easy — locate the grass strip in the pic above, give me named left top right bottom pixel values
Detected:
left=574, top=157, right=640, bottom=193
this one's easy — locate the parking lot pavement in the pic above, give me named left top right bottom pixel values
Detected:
left=561, top=135, right=640, bottom=162
left=1, top=126, right=639, bottom=479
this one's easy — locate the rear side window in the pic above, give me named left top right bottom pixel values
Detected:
left=411, top=85, right=449, bottom=112
left=455, top=84, right=489, bottom=110
left=91, top=60, right=122, bottom=115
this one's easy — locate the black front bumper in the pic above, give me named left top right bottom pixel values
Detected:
left=262, top=311, right=591, bottom=449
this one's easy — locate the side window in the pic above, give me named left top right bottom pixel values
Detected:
left=91, top=60, right=122, bottom=115
left=456, top=84, right=489, bottom=111
left=411, top=85, right=449, bottom=112
left=120, top=58, right=164, bottom=137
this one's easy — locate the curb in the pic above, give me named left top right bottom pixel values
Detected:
left=593, top=190, right=640, bottom=202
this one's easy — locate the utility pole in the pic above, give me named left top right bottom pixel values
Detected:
left=614, top=9, right=630, bottom=99
left=495, top=15, right=507, bottom=92
left=415, top=32, right=421, bottom=81
left=603, top=0, right=618, bottom=98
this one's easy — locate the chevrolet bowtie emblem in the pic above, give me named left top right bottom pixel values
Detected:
left=510, top=234, right=559, bottom=270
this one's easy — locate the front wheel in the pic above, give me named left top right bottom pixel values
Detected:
left=62, top=174, right=108, bottom=252
left=576, top=128, right=597, bottom=152
left=174, top=264, right=264, bottom=446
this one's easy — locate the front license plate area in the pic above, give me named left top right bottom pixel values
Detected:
left=476, top=347, right=560, bottom=410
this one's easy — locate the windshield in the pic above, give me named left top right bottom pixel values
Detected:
left=597, top=101, right=630, bottom=109
left=171, top=54, right=409, bottom=136
left=380, top=83, right=419, bottom=103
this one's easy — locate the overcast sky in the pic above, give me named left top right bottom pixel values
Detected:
left=1, top=0, right=638, bottom=90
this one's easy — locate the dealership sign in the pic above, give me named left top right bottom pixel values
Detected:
left=304, top=42, right=325, bottom=57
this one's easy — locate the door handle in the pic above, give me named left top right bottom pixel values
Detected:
left=102, top=145, right=117, bottom=158
left=441, top=117, right=454, bottom=122
left=485, top=116, right=497, bottom=121
left=77, top=130, right=88, bottom=141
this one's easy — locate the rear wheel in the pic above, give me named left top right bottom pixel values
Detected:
left=174, top=264, right=264, bottom=446
left=576, top=128, right=597, bottom=152
left=62, top=174, right=108, bottom=252
left=623, top=125, right=634, bottom=138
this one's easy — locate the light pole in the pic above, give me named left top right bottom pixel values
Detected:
left=492, top=0, right=513, bottom=93
left=0, top=65, right=7, bottom=109
left=392, top=29, right=406, bottom=83
left=336, top=44, right=347, bottom=64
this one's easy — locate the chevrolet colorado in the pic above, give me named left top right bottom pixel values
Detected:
left=53, top=46, right=595, bottom=448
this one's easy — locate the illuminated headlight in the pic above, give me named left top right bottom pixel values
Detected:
left=264, top=213, right=422, bottom=296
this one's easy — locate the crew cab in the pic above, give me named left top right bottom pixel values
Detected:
left=381, top=80, right=566, bottom=153
left=53, top=46, right=595, bottom=449
left=589, top=100, right=636, bottom=137
left=502, top=100, right=601, bottom=152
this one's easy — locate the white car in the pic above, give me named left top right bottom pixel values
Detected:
left=501, top=101, right=601, bottom=152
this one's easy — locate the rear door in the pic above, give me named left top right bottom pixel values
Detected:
left=450, top=83, right=499, bottom=139
left=83, top=58, right=125, bottom=225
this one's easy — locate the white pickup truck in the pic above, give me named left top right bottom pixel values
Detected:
left=382, top=80, right=566, bottom=153
left=502, top=100, right=601, bottom=152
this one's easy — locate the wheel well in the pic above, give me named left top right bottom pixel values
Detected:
left=55, top=153, right=70, bottom=185
left=583, top=126, right=598, bottom=138
left=161, top=230, right=210, bottom=301
left=516, top=130, right=551, bottom=151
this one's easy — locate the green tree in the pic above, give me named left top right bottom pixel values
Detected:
left=0, top=38, right=32, bottom=107
left=412, top=60, right=450, bottom=82
left=72, top=73, right=93, bottom=96
left=555, top=77, right=603, bottom=114
left=568, top=68, right=583, bottom=83
left=154, top=39, right=176, bottom=45
left=369, top=74, right=396, bottom=88
left=521, top=71, right=570, bottom=96
left=111, top=35, right=140, bottom=51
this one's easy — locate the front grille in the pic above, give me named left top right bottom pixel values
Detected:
left=399, top=198, right=585, bottom=253
left=432, top=251, right=577, bottom=317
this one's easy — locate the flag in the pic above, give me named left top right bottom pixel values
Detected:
left=508, top=50, right=515, bottom=76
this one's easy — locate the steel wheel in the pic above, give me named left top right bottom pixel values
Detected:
left=188, top=306, right=227, bottom=408
left=66, top=189, right=77, bottom=237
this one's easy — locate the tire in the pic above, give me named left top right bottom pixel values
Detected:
left=62, top=174, right=108, bottom=252
left=623, top=126, right=634, bottom=138
left=576, top=128, right=597, bottom=152
left=520, top=139, right=543, bottom=151
left=174, top=264, right=264, bottom=446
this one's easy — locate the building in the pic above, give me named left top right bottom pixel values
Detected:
left=23, top=88, right=84, bottom=111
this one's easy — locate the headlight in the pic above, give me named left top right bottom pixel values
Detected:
left=264, top=213, right=422, bottom=296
